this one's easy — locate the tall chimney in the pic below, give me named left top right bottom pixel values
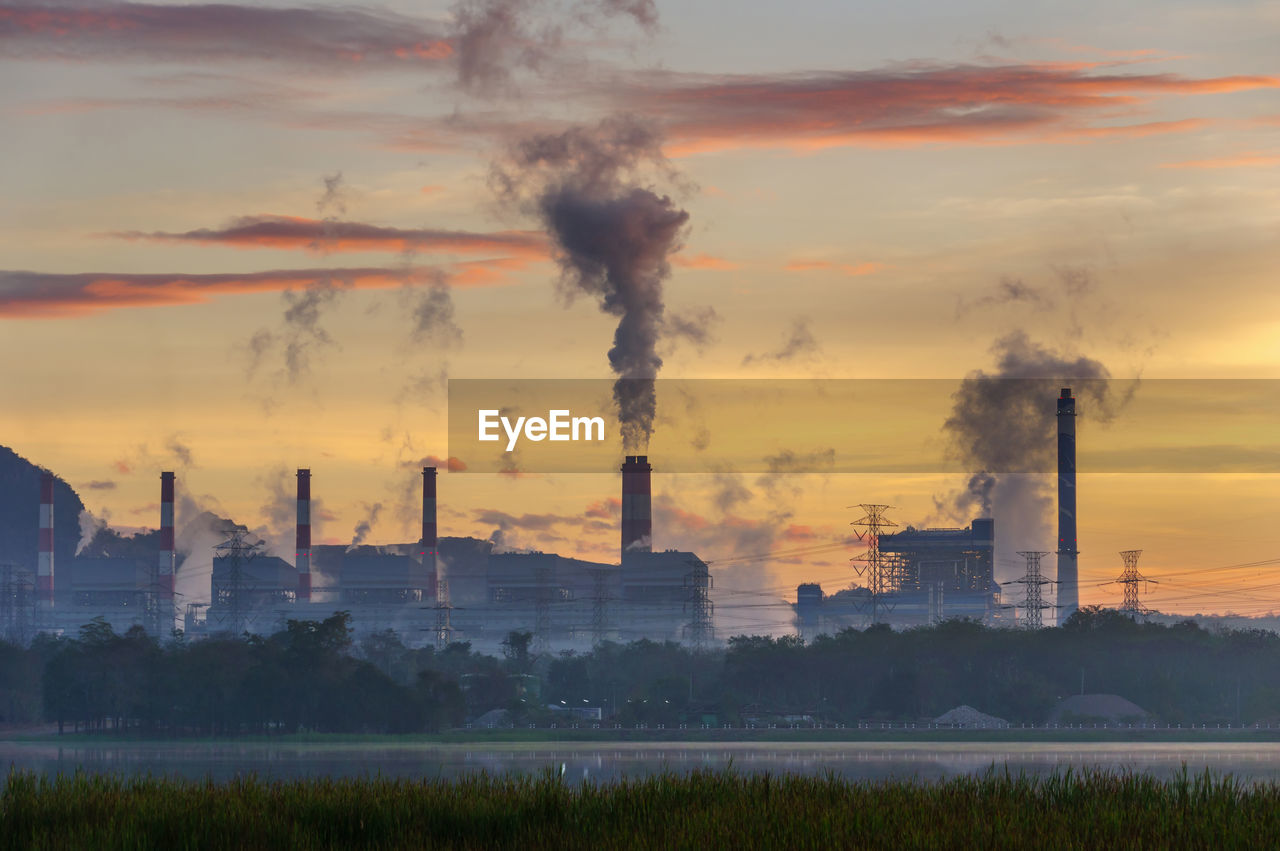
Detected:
left=158, top=472, right=176, bottom=625
left=296, top=468, right=311, bottom=602
left=1057, top=388, right=1078, bottom=622
left=37, top=472, right=54, bottom=609
left=422, top=466, right=438, bottom=599
left=621, top=455, right=652, bottom=556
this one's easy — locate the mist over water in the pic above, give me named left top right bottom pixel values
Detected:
left=5, top=741, right=1280, bottom=785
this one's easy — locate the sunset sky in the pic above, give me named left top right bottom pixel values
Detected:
left=3, top=0, right=1280, bottom=629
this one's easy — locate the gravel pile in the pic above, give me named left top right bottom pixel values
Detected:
left=1048, top=694, right=1150, bottom=723
left=932, top=705, right=1009, bottom=728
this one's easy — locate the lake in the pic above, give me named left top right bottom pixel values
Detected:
left=6, top=741, right=1280, bottom=784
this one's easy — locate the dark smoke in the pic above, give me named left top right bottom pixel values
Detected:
left=449, top=0, right=658, bottom=96
left=955, top=276, right=1051, bottom=317
left=165, top=436, right=196, bottom=469
left=742, top=317, right=820, bottom=366
left=317, top=172, right=347, bottom=218
left=491, top=114, right=690, bottom=450
left=665, top=306, right=719, bottom=352
left=247, top=174, right=352, bottom=388
left=406, top=274, right=464, bottom=346
left=710, top=469, right=751, bottom=513
left=941, top=331, right=1133, bottom=556
left=281, top=279, right=344, bottom=384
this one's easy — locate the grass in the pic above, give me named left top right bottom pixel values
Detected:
left=1, top=767, right=1276, bottom=849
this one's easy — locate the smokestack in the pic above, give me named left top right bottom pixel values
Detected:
left=158, top=472, right=176, bottom=622
left=1057, top=388, right=1078, bottom=622
left=621, top=455, right=652, bottom=556
left=37, top=472, right=54, bottom=609
left=422, top=466, right=438, bottom=598
left=296, top=468, right=311, bottom=603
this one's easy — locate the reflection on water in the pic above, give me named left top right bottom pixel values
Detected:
left=4, top=742, right=1280, bottom=784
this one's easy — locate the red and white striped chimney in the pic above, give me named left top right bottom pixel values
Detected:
left=296, top=468, right=311, bottom=602
left=621, top=455, right=653, bottom=556
left=158, top=472, right=176, bottom=611
left=422, top=466, right=438, bottom=598
left=37, top=472, right=54, bottom=608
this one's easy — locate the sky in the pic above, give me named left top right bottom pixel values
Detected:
left=2, top=0, right=1280, bottom=630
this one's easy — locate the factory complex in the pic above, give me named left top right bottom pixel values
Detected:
left=2, top=388, right=1083, bottom=648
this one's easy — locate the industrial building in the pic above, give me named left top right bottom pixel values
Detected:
left=17, top=453, right=713, bottom=653
left=792, top=519, right=1000, bottom=634
left=15, top=386, right=1082, bottom=645
left=790, top=386, right=1082, bottom=634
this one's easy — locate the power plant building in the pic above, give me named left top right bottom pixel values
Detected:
left=793, top=519, right=999, bottom=633
left=170, top=456, right=715, bottom=651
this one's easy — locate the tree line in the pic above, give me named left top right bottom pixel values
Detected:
left=2, top=607, right=1280, bottom=734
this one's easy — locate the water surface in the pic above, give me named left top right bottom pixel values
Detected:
left=5, top=741, right=1280, bottom=784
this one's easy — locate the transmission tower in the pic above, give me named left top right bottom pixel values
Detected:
left=144, top=560, right=166, bottom=638
left=213, top=527, right=261, bottom=635
left=683, top=558, right=714, bottom=649
left=1115, top=549, right=1157, bottom=619
left=588, top=565, right=615, bottom=647
left=432, top=575, right=455, bottom=649
left=1003, top=551, right=1055, bottom=629
left=533, top=562, right=553, bottom=653
left=850, top=504, right=899, bottom=625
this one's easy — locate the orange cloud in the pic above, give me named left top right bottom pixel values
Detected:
left=781, top=524, right=817, bottom=542
left=1160, top=151, right=1280, bottom=169
left=661, top=505, right=712, bottom=532
left=0, top=3, right=453, bottom=68
left=585, top=497, right=621, bottom=519
left=111, top=215, right=549, bottom=258
left=450, top=255, right=543, bottom=286
left=673, top=253, right=740, bottom=271
left=635, top=64, right=1280, bottom=156
left=0, top=264, right=513, bottom=319
left=785, top=260, right=884, bottom=276
left=1041, top=118, right=1208, bottom=142
left=423, top=455, right=468, bottom=472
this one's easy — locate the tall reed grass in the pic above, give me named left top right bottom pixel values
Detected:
left=1, top=766, right=1273, bottom=849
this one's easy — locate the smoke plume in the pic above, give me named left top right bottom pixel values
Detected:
left=448, top=0, right=658, bottom=96
left=246, top=174, right=352, bottom=389
left=742, top=317, right=820, bottom=366
left=941, top=331, right=1133, bottom=561
left=349, top=502, right=384, bottom=551
left=252, top=466, right=330, bottom=561
left=165, top=436, right=196, bottom=469
left=317, top=172, right=347, bottom=218
left=76, top=508, right=110, bottom=556
left=955, top=276, right=1051, bottom=317
left=405, top=273, right=464, bottom=346
left=491, top=114, right=690, bottom=450
left=173, top=491, right=236, bottom=609
left=665, top=306, right=720, bottom=353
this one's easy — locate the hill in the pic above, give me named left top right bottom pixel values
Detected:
left=0, top=445, right=84, bottom=591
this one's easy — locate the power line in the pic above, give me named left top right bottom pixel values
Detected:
left=1104, top=549, right=1157, bottom=619
left=850, top=504, right=899, bottom=626
left=1002, top=551, right=1055, bottom=629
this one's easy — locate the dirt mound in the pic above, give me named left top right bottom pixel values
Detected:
left=1048, top=694, right=1150, bottom=723
left=471, top=709, right=511, bottom=728
left=933, top=705, right=1009, bottom=728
